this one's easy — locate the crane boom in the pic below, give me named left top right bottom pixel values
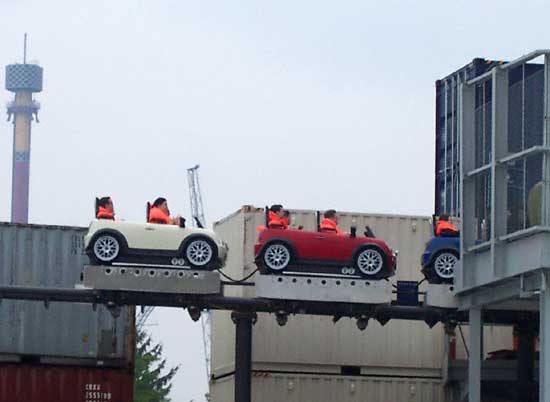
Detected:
left=187, top=165, right=206, bottom=228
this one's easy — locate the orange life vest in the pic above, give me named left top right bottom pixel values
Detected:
left=320, top=218, right=344, bottom=235
left=436, top=219, right=458, bottom=236
left=280, top=217, right=289, bottom=229
left=148, top=206, right=171, bottom=224
left=96, top=206, right=114, bottom=220
left=268, top=210, right=284, bottom=229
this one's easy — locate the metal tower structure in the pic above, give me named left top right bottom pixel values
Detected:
left=187, top=164, right=206, bottom=228
left=5, top=34, right=43, bottom=224
left=187, top=164, right=211, bottom=380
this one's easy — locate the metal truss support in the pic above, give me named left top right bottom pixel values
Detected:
left=232, top=311, right=256, bottom=402
left=468, top=307, right=482, bottom=402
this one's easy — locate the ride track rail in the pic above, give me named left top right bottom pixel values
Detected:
left=0, top=283, right=537, bottom=327
left=0, top=275, right=539, bottom=402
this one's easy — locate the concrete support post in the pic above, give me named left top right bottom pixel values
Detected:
left=468, top=307, right=482, bottom=402
left=232, top=312, right=255, bottom=402
left=540, top=280, right=550, bottom=402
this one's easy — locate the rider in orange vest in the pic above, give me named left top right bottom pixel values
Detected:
left=280, top=210, right=291, bottom=229
left=268, top=204, right=285, bottom=229
left=148, top=197, right=181, bottom=225
left=435, top=215, right=459, bottom=236
left=320, top=209, right=345, bottom=235
left=96, top=197, right=115, bottom=220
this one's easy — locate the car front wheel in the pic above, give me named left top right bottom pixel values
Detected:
left=185, top=238, right=216, bottom=268
left=262, top=242, right=291, bottom=272
left=432, top=251, right=457, bottom=281
left=355, top=247, right=385, bottom=278
left=91, top=234, right=121, bottom=264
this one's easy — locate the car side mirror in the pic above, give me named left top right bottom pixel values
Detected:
left=350, top=226, right=357, bottom=238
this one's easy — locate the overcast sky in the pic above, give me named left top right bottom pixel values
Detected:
left=2, top=1, right=550, bottom=401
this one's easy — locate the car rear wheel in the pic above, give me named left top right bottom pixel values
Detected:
left=432, top=251, right=457, bottom=281
left=185, top=238, right=216, bottom=268
left=355, top=247, right=385, bottom=278
left=262, top=242, right=291, bottom=272
left=91, top=234, right=121, bottom=264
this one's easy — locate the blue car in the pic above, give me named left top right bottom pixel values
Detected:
left=421, top=235, right=459, bottom=283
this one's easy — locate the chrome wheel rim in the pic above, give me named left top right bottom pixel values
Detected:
left=434, top=252, right=457, bottom=279
left=93, top=235, right=120, bottom=262
left=357, top=249, right=383, bottom=275
left=264, top=244, right=290, bottom=270
left=186, top=240, right=213, bottom=266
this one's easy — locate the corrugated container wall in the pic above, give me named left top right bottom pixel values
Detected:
left=0, top=223, right=135, bottom=366
left=0, top=364, right=133, bottom=402
left=212, top=207, right=512, bottom=379
left=434, top=58, right=545, bottom=217
left=210, top=373, right=453, bottom=402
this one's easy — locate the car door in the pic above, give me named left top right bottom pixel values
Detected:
left=287, top=229, right=323, bottom=261
left=291, top=229, right=347, bottom=264
left=125, top=222, right=183, bottom=252
left=312, top=232, right=353, bottom=264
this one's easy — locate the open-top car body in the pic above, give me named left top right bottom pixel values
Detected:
left=85, top=219, right=228, bottom=269
left=421, top=235, right=459, bottom=284
left=254, top=227, right=397, bottom=279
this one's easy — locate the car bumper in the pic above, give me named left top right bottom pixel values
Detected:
left=420, top=252, right=431, bottom=268
left=84, top=231, right=93, bottom=250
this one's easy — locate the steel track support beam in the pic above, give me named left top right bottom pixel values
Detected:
left=516, top=319, right=536, bottom=402
left=540, top=278, right=550, bottom=402
left=468, top=307, right=482, bottom=402
left=232, top=311, right=256, bottom=402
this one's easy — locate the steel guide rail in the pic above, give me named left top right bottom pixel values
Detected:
left=0, top=285, right=537, bottom=326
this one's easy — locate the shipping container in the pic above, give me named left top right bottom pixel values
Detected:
left=0, top=364, right=133, bottom=402
left=210, top=372, right=453, bottom=402
left=434, top=58, right=545, bottom=218
left=211, top=207, right=512, bottom=379
left=0, top=223, right=135, bottom=366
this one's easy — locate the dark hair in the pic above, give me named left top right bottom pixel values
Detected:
left=270, top=204, right=283, bottom=213
left=324, top=209, right=337, bottom=219
left=282, top=209, right=290, bottom=218
left=153, top=197, right=167, bottom=207
left=439, top=214, right=450, bottom=221
left=98, top=197, right=112, bottom=208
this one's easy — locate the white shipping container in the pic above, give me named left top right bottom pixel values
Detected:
left=210, top=373, right=452, bottom=402
left=211, top=207, right=513, bottom=378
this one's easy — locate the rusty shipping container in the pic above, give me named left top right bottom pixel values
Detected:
left=0, top=223, right=135, bottom=366
left=211, top=207, right=512, bottom=379
left=0, top=364, right=133, bottom=402
left=210, top=372, right=453, bottom=402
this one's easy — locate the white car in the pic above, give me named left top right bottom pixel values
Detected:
left=84, top=219, right=228, bottom=269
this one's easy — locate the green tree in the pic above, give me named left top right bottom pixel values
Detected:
left=134, top=328, right=179, bottom=402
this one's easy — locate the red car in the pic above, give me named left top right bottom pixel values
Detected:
left=254, top=227, right=397, bottom=279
